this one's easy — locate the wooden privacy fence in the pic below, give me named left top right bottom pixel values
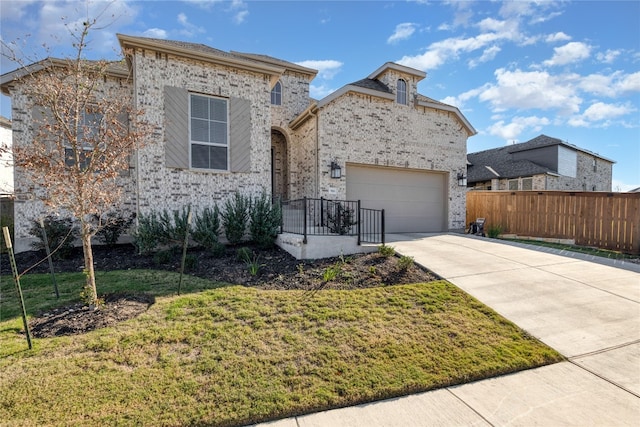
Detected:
left=466, top=191, right=640, bottom=254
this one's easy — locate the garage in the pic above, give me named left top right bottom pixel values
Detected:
left=345, top=164, right=447, bottom=233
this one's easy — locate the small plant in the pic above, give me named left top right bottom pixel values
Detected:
left=95, top=211, right=135, bottom=247
left=297, top=263, right=305, bottom=274
left=369, top=266, right=377, bottom=275
left=397, top=255, right=415, bottom=271
left=209, top=241, right=226, bottom=258
left=236, top=246, right=253, bottom=263
left=244, top=253, right=264, bottom=276
left=326, top=202, right=357, bottom=235
left=221, top=192, right=250, bottom=245
left=378, top=244, right=395, bottom=257
left=153, top=249, right=173, bottom=266
left=322, top=263, right=342, bottom=282
left=28, top=215, right=78, bottom=260
left=192, top=205, right=221, bottom=250
left=249, top=192, right=282, bottom=249
left=487, top=224, right=503, bottom=238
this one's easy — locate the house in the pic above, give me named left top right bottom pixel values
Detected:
left=0, top=116, right=12, bottom=194
left=467, top=135, right=614, bottom=192
left=1, top=34, right=475, bottom=253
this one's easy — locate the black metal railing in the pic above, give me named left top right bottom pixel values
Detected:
left=280, top=197, right=384, bottom=245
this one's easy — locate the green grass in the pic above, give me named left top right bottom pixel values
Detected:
left=501, top=238, right=639, bottom=260
left=0, top=270, right=562, bottom=426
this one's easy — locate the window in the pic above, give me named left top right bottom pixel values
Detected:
left=190, top=93, right=228, bottom=170
left=508, top=179, right=519, bottom=190
left=271, top=81, right=282, bottom=105
left=396, top=79, right=407, bottom=105
left=65, top=109, right=103, bottom=170
left=522, top=178, right=533, bottom=190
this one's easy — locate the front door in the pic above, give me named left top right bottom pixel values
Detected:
left=271, top=129, right=288, bottom=200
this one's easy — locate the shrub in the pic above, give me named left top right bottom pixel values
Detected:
left=377, top=244, right=395, bottom=257
left=159, top=207, right=191, bottom=243
left=28, top=216, right=78, bottom=259
left=95, top=212, right=135, bottom=247
left=397, top=255, right=415, bottom=271
left=192, top=205, right=221, bottom=250
left=236, top=246, right=252, bottom=263
left=322, top=263, right=342, bottom=282
left=326, top=202, right=357, bottom=235
left=249, top=192, right=281, bottom=248
left=487, top=224, right=503, bottom=238
left=133, top=212, right=165, bottom=255
left=153, top=249, right=173, bottom=266
left=221, top=192, right=250, bottom=245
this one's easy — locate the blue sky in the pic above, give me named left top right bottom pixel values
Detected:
left=1, top=0, right=639, bottom=190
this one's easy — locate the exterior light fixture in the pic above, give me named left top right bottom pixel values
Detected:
left=457, top=172, right=467, bottom=187
left=330, top=161, right=342, bottom=179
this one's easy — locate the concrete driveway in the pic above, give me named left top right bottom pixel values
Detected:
left=257, top=234, right=640, bottom=426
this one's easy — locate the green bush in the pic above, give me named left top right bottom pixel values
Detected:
left=95, top=212, right=135, bottom=247
left=249, top=192, right=281, bottom=248
left=487, top=224, right=503, bottom=238
left=397, top=255, right=415, bottom=271
left=327, top=202, right=357, bottom=235
left=236, top=246, right=252, bottom=263
left=192, top=205, right=221, bottom=250
left=159, top=207, right=191, bottom=243
left=28, top=216, right=78, bottom=260
left=133, top=212, right=165, bottom=255
left=377, top=244, right=395, bottom=257
left=221, top=192, right=250, bottom=245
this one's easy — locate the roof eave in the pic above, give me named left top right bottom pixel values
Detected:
left=118, top=34, right=285, bottom=84
left=368, top=62, right=426, bottom=80
left=417, top=98, right=477, bottom=136
left=317, top=84, right=395, bottom=108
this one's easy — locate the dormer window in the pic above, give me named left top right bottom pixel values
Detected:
left=397, top=79, right=407, bottom=105
left=271, top=81, right=282, bottom=105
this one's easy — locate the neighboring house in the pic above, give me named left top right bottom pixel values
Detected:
left=467, top=135, right=614, bottom=192
left=0, top=116, right=12, bottom=194
left=1, top=34, right=475, bottom=251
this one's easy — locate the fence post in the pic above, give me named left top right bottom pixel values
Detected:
left=381, top=209, right=385, bottom=245
left=320, top=197, right=324, bottom=228
left=303, top=197, right=308, bottom=244
left=3, top=226, right=33, bottom=350
left=357, top=200, right=361, bottom=245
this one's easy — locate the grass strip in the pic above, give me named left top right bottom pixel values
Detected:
left=0, top=270, right=562, bottom=426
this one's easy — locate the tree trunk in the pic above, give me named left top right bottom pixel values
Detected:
left=81, top=222, right=98, bottom=308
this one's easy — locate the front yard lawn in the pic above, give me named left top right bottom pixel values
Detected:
left=0, top=269, right=562, bottom=426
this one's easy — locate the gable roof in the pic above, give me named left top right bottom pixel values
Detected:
left=467, top=145, right=556, bottom=183
left=467, top=134, right=615, bottom=183
left=1, top=57, right=130, bottom=96
left=117, top=34, right=285, bottom=86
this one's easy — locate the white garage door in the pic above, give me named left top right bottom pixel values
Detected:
left=346, top=164, right=447, bottom=233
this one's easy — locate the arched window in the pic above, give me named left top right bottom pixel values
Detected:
left=397, top=79, right=407, bottom=105
left=271, top=81, right=282, bottom=105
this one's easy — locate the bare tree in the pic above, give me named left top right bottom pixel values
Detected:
left=3, top=20, right=148, bottom=307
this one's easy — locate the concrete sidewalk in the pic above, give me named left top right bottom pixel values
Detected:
left=256, top=234, right=640, bottom=426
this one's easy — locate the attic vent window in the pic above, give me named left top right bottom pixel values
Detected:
left=397, top=79, right=407, bottom=105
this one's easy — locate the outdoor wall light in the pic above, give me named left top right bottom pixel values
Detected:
left=457, top=172, right=467, bottom=187
left=330, top=161, right=342, bottom=179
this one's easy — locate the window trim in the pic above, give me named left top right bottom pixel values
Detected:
left=188, top=92, right=229, bottom=171
left=508, top=179, right=519, bottom=191
left=271, top=81, right=282, bottom=106
left=397, top=78, right=407, bottom=105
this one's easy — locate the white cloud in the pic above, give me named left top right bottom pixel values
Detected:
left=617, top=71, right=640, bottom=93
left=177, top=12, right=205, bottom=37
left=582, top=102, right=635, bottom=121
left=487, top=115, right=550, bottom=141
left=309, top=84, right=336, bottom=100
left=233, top=10, right=248, bottom=24
left=295, top=60, right=343, bottom=80
left=596, top=49, right=621, bottom=64
left=543, top=41, right=591, bottom=66
left=479, top=68, right=582, bottom=114
left=545, top=32, right=571, bottom=43
left=468, top=45, right=501, bottom=68
left=387, top=23, right=417, bottom=44
left=579, top=71, right=640, bottom=97
left=142, top=28, right=168, bottom=39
